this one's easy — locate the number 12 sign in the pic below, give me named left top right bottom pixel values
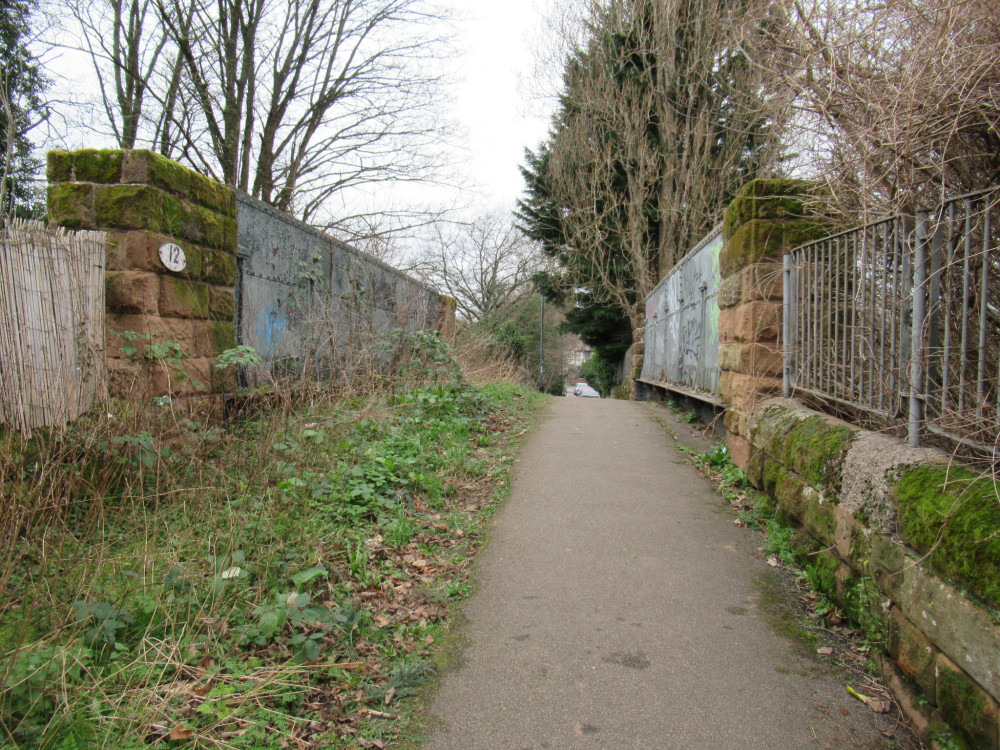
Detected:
left=158, top=242, right=187, bottom=272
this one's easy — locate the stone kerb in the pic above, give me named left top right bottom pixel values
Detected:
left=718, top=179, right=827, bottom=468
left=47, top=149, right=238, bottom=418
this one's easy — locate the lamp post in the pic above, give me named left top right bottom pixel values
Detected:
left=538, top=293, right=545, bottom=392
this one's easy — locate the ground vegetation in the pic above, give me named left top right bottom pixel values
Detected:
left=0, top=332, right=545, bottom=748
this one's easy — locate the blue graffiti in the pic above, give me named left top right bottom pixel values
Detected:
left=257, top=304, right=288, bottom=357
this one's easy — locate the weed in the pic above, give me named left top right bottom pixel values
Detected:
left=762, top=518, right=798, bottom=566
left=386, top=514, right=420, bottom=549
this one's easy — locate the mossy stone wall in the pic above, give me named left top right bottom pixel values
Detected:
left=748, top=397, right=1000, bottom=749
left=47, top=149, right=238, bottom=419
left=718, top=179, right=827, bottom=469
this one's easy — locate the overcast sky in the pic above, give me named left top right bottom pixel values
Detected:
left=447, top=0, right=555, bottom=210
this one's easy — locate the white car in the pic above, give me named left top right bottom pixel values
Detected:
left=577, top=386, right=601, bottom=398
left=574, top=381, right=589, bottom=396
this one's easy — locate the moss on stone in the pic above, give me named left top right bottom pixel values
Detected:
left=69, top=149, right=124, bottom=184
left=178, top=243, right=204, bottom=280
left=202, top=249, right=238, bottom=286
left=208, top=287, right=236, bottom=322
left=46, top=151, right=72, bottom=183
left=724, top=195, right=812, bottom=238
left=801, top=491, right=838, bottom=547
left=93, top=185, right=233, bottom=251
left=196, top=206, right=238, bottom=254
left=95, top=184, right=183, bottom=233
left=211, top=322, right=237, bottom=353
left=163, top=277, right=211, bottom=319
left=723, top=179, right=816, bottom=238
left=721, top=219, right=829, bottom=277
left=937, top=664, right=996, bottom=749
left=47, top=183, right=95, bottom=229
left=134, top=150, right=235, bottom=216
left=739, top=178, right=816, bottom=199
left=775, top=467, right=808, bottom=521
left=893, top=464, right=1000, bottom=609
left=754, top=407, right=855, bottom=493
left=48, top=149, right=125, bottom=186
left=844, top=519, right=873, bottom=571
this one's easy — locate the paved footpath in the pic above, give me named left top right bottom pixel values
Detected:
left=421, top=397, right=902, bottom=750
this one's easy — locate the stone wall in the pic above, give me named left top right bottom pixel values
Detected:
left=717, top=179, right=827, bottom=468
left=716, top=178, right=1000, bottom=748
left=47, top=149, right=456, bottom=414
left=48, top=149, right=237, bottom=418
left=747, top=399, right=1000, bottom=750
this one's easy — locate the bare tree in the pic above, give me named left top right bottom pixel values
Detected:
left=66, top=0, right=175, bottom=149
left=529, top=0, right=779, bottom=335
left=415, top=210, right=545, bottom=323
left=60, top=0, right=454, bottom=225
left=757, top=0, right=1000, bottom=220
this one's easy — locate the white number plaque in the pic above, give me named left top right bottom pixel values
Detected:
left=158, top=242, right=187, bottom=272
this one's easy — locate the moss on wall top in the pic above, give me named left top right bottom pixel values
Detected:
left=127, top=150, right=234, bottom=217
left=753, top=402, right=857, bottom=495
left=894, top=463, right=1000, bottom=610
left=723, top=179, right=814, bottom=238
left=47, top=150, right=123, bottom=185
left=47, top=149, right=235, bottom=218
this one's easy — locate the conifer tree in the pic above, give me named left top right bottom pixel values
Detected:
left=0, top=0, right=47, bottom=218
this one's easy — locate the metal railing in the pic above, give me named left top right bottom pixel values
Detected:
left=784, top=186, right=1000, bottom=451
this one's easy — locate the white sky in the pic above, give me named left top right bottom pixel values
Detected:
left=446, top=0, right=555, bottom=211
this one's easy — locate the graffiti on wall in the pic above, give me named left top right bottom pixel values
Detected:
left=640, top=228, right=722, bottom=397
left=235, top=192, right=439, bottom=383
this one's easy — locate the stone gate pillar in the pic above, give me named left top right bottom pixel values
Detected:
left=718, top=179, right=827, bottom=469
left=47, top=149, right=238, bottom=419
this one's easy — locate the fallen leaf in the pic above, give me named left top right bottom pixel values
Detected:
left=384, top=687, right=396, bottom=705
left=192, top=682, right=213, bottom=697
left=766, top=556, right=780, bottom=567
left=816, top=647, right=834, bottom=656
left=169, top=725, right=194, bottom=740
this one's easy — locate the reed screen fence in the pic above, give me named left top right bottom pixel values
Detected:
left=0, top=220, right=107, bottom=436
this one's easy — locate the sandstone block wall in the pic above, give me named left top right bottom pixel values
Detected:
left=717, top=179, right=827, bottom=468
left=747, top=399, right=1000, bottom=750
left=48, top=149, right=239, bottom=418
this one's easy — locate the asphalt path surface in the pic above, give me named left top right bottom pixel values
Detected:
left=420, top=397, right=902, bottom=750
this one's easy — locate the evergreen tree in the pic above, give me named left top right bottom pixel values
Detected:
left=517, top=0, right=778, bottom=367
left=0, top=0, right=47, bottom=219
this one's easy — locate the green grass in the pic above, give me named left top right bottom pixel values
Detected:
left=0, top=335, right=546, bottom=748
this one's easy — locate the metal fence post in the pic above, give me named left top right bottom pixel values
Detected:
left=909, top=212, right=929, bottom=447
left=783, top=252, right=792, bottom=397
